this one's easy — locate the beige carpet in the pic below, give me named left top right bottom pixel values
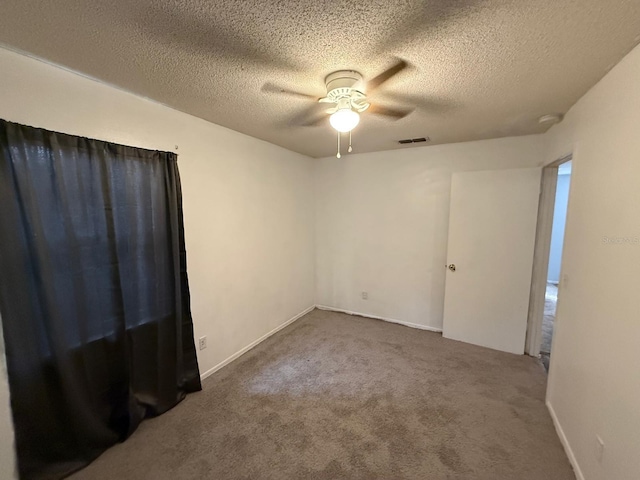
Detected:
left=70, top=309, right=575, bottom=480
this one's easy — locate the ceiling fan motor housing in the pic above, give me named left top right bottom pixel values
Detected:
left=323, top=70, right=370, bottom=112
left=325, top=70, right=362, bottom=92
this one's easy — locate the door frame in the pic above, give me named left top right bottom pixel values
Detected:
left=524, top=154, right=572, bottom=356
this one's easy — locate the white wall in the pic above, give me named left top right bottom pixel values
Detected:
left=0, top=46, right=316, bottom=474
left=547, top=172, right=571, bottom=283
left=544, top=43, right=640, bottom=480
left=314, top=135, right=545, bottom=330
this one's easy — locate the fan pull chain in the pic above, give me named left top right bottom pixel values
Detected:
left=348, top=131, right=353, bottom=153
left=336, top=132, right=341, bottom=158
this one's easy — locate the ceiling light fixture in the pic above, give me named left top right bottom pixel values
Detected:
left=329, top=97, right=361, bottom=158
left=329, top=107, right=360, bottom=133
left=263, top=62, right=416, bottom=159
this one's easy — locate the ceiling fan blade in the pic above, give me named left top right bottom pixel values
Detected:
left=380, top=92, right=454, bottom=113
left=288, top=104, right=329, bottom=127
left=373, top=1, right=483, bottom=57
left=261, top=82, right=319, bottom=100
left=122, top=3, right=300, bottom=71
left=301, top=115, right=329, bottom=127
left=367, top=59, right=409, bottom=92
left=368, top=104, right=414, bottom=119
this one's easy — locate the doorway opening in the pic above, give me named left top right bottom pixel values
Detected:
left=540, top=161, right=571, bottom=369
left=525, top=155, right=572, bottom=370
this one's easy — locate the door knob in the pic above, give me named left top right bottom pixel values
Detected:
left=448, top=264, right=456, bottom=272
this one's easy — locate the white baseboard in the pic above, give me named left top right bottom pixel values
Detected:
left=199, top=305, right=315, bottom=381
left=315, top=304, right=443, bottom=333
left=547, top=400, right=584, bottom=480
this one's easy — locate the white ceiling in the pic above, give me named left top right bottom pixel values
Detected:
left=1, top=0, right=640, bottom=158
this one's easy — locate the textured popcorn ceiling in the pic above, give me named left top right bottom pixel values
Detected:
left=1, top=1, right=640, bottom=158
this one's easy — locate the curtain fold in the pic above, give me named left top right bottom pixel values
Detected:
left=0, top=119, right=201, bottom=480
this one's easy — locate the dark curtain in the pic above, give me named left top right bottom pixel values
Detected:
left=0, top=120, right=201, bottom=480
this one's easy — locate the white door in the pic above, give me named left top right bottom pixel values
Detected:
left=442, top=168, right=541, bottom=354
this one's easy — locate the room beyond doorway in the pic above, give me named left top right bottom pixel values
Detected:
left=541, top=282, right=558, bottom=369
left=540, top=161, right=571, bottom=370
left=525, top=157, right=572, bottom=367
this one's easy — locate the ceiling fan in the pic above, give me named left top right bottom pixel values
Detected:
left=262, top=59, right=415, bottom=157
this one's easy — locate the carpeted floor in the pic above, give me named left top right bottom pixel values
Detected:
left=70, top=309, right=575, bottom=480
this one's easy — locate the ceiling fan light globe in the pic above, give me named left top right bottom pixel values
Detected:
left=330, top=109, right=360, bottom=132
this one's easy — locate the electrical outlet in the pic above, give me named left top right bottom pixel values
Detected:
left=198, top=336, right=207, bottom=350
left=595, top=435, right=605, bottom=463
left=362, top=291, right=368, bottom=300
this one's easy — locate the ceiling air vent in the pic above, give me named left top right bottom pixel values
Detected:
left=398, top=137, right=430, bottom=145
